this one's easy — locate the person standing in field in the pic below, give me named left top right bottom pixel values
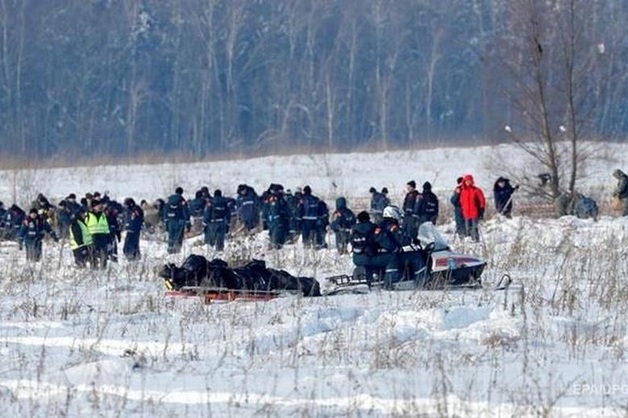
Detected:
left=612, top=169, right=628, bottom=216
left=459, top=174, right=486, bottom=242
left=19, top=208, right=58, bottom=262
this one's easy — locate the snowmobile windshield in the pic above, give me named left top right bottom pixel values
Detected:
left=417, top=222, right=449, bottom=251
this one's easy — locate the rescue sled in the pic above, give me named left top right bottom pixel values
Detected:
left=160, top=256, right=321, bottom=303
left=165, top=285, right=282, bottom=303
left=325, top=223, right=486, bottom=295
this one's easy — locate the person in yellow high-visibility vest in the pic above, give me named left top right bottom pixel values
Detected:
left=69, top=208, right=94, bottom=268
left=85, top=198, right=111, bottom=269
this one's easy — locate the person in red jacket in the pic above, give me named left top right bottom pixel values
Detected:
left=459, top=174, right=486, bottom=242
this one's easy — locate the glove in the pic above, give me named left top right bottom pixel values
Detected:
left=116, top=232, right=121, bottom=243
left=514, top=185, right=520, bottom=191
left=53, top=235, right=59, bottom=243
left=18, top=242, right=23, bottom=251
left=479, top=208, right=485, bottom=220
left=186, top=223, right=191, bottom=233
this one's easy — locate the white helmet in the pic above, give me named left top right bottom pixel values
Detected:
left=383, top=205, right=402, bottom=221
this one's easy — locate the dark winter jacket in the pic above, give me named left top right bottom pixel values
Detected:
left=236, top=186, right=260, bottom=228
left=415, top=184, right=439, bottom=223
left=124, top=203, right=144, bottom=234
left=265, top=193, right=289, bottom=226
left=350, top=221, right=378, bottom=256
left=493, top=177, right=515, bottom=215
left=164, top=193, right=190, bottom=224
left=402, top=190, right=420, bottom=216
left=331, top=197, right=356, bottom=232
left=613, top=169, right=628, bottom=199
left=189, top=192, right=207, bottom=218
left=297, top=194, right=321, bottom=221
left=374, top=219, right=410, bottom=253
left=20, top=213, right=57, bottom=245
left=204, top=195, right=230, bottom=224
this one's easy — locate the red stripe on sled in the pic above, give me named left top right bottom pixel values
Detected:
left=204, top=289, right=280, bottom=304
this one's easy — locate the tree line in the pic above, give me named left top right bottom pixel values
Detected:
left=0, top=0, right=625, bottom=162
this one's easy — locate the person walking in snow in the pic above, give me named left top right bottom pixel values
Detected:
left=203, top=189, right=230, bottom=251
left=236, top=184, right=261, bottom=233
left=612, top=169, right=628, bottom=216
left=350, top=211, right=379, bottom=284
left=297, top=185, right=322, bottom=248
left=19, top=208, right=59, bottom=262
left=415, top=181, right=439, bottom=225
left=85, top=198, right=111, bottom=269
left=330, top=197, right=356, bottom=254
left=164, top=187, right=191, bottom=254
left=122, top=198, right=144, bottom=261
left=450, top=177, right=466, bottom=238
left=69, top=208, right=94, bottom=268
left=493, top=177, right=517, bottom=218
left=402, top=180, right=420, bottom=238
left=459, top=174, right=486, bottom=242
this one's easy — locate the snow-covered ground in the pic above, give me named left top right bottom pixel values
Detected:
left=0, top=142, right=627, bottom=417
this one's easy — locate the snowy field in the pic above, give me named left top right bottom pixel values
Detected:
left=0, top=142, right=628, bottom=417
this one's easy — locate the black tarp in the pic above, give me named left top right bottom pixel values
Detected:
left=158, top=255, right=321, bottom=297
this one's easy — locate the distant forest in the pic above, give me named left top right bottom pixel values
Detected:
left=0, top=0, right=626, bottom=161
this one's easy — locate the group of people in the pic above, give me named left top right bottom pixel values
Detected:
left=154, top=183, right=334, bottom=254
left=0, top=175, right=496, bottom=267
left=0, top=192, right=144, bottom=268
left=349, top=205, right=426, bottom=289
left=3, top=167, right=626, bottom=268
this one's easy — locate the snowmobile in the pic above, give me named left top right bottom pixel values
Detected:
left=325, top=222, right=487, bottom=295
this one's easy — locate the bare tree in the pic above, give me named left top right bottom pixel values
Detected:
left=494, top=0, right=614, bottom=200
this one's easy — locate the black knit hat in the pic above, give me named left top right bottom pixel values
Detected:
left=407, top=180, right=416, bottom=189
left=357, top=211, right=370, bottom=223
